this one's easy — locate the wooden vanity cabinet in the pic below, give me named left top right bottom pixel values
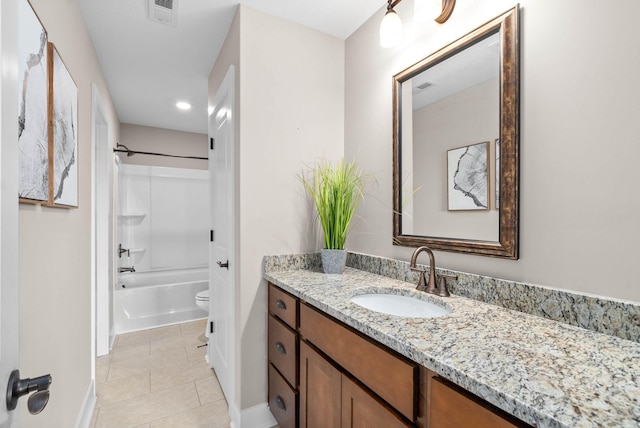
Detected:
left=267, top=282, right=530, bottom=428
left=300, top=340, right=411, bottom=428
left=425, top=370, right=530, bottom=428
left=268, top=284, right=299, bottom=428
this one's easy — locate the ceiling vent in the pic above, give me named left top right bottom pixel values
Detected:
left=148, top=0, right=178, bottom=26
left=413, top=81, right=434, bottom=93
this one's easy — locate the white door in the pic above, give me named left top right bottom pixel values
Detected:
left=1, top=0, right=22, bottom=424
left=209, top=66, right=236, bottom=405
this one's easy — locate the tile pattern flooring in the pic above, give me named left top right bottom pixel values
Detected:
left=90, top=319, right=230, bottom=427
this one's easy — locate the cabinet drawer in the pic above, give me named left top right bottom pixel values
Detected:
left=269, top=364, right=298, bottom=428
left=269, top=315, right=298, bottom=387
left=428, top=374, right=526, bottom=428
left=269, top=283, right=298, bottom=329
left=300, top=303, right=417, bottom=421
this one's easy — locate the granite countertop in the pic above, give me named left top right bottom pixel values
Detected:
left=264, top=267, right=640, bottom=428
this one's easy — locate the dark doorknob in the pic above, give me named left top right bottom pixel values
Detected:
left=216, top=260, right=229, bottom=269
left=6, top=370, right=52, bottom=415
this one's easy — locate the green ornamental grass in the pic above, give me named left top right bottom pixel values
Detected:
left=302, top=159, right=368, bottom=250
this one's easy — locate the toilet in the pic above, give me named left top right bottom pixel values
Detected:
left=196, top=290, right=210, bottom=338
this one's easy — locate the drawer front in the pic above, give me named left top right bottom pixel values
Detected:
left=269, top=363, right=298, bottom=428
left=428, top=375, right=524, bottom=428
left=300, top=303, right=417, bottom=421
left=269, top=283, right=298, bottom=329
left=268, top=315, right=298, bottom=387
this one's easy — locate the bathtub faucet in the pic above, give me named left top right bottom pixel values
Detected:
left=118, top=266, right=136, bottom=273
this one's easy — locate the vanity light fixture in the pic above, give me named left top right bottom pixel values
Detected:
left=380, top=0, right=456, bottom=48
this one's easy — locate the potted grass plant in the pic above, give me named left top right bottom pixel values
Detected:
left=302, top=159, right=368, bottom=274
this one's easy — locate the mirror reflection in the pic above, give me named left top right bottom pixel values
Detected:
left=393, top=6, right=519, bottom=259
left=401, top=31, right=500, bottom=241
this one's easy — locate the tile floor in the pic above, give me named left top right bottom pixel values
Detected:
left=90, top=319, right=230, bottom=427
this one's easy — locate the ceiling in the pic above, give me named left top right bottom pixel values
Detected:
left=78, top=0, right=384, bottom=135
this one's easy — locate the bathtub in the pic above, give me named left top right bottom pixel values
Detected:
left=114, top=267, right=208, bottom=334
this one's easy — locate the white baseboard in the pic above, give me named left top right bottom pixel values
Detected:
left=229, top=401, right=277, bottom=428
left=74, top=380, right=96, bottom=428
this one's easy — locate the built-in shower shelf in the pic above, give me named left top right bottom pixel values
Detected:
left=119, top=213, right=147, bottom=219
left=119, top=213, right=147, bottom=226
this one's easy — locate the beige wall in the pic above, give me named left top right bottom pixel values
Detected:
left=208, top=4, right=344, bottom=413
left=345, top=0, right=640, bottom=302
left=18, top=0, right=119, bottom=426
left=412, top=78, right=499, bottom=240
left=119, top=123, right=208, bottom=170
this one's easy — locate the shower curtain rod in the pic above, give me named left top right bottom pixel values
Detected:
left=113, top=143, right=208, bottom=160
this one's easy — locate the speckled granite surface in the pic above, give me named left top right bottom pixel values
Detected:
left=265, top=252, right=640, bottom=343
left=263, top=254, right=640, bottom=428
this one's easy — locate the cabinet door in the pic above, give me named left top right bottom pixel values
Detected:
left=299, top=341, right=341, bottom=428
left=342, top=375, right=412, bottom=428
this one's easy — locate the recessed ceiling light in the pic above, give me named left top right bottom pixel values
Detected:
left=176, top=101, right=191, bottom=110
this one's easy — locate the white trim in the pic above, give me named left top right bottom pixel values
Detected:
left=229, top=402, right=277, bottom=428
left=0, top=0, right=21, bottom=425
left=74, top=380, right=96, bottom=428
left=91, top=83, right=111, bottom=358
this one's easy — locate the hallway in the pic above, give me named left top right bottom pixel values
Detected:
left=90, top=320, right=230, bottom=427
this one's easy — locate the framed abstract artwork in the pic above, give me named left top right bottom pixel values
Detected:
left=447, top=141, right=489, bottom=211
left=47, top=43, right=78, bottom=208
left=18, top=0, right=49, bottom=203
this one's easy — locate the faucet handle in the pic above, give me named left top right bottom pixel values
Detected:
left=413, top=269, right=428, bottom=291
left=437, top=274, right=457, bottom=297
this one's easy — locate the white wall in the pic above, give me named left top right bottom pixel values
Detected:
left=19, top=0, right=120, bottom=426
left=119, top=123, right=208, bottom=170
left=118, top=165, right=209, bottom=272
left=208, top=4, right=345, bottom=412
left=345, top=0, right=640, bottom=302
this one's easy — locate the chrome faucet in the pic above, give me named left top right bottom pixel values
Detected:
left=118, top=266, right=136, bottom=273
left=409, top=246, right=453, bottom=297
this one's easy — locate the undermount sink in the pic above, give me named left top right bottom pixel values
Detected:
left=350, top=293, right=450, bottom=318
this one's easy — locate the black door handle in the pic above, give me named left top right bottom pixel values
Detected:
left=6, top=370, right=52, bottom=415
left=216, top=260, right=229, bottom=269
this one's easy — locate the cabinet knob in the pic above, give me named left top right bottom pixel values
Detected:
left=275, top=299, right=286, bottom=310
left=275, top=395, right=286, bottom=411
left=275, top=342, right=286, bottom=355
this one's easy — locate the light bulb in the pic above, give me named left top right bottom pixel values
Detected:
left=176, top=101, right=192, bottom=110
left=414, top=0, right=442, bottom=22
left=380, top=9, right=403, bottom=48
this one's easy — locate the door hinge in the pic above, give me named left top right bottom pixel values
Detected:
left=210, top=321, right=215, bottom=334
left=210, top=230, right=214, bottom=242
left=210, top=137, right=215, bottom=150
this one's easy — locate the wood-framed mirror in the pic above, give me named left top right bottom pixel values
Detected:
left=392, top=6, right=519, bottom=259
